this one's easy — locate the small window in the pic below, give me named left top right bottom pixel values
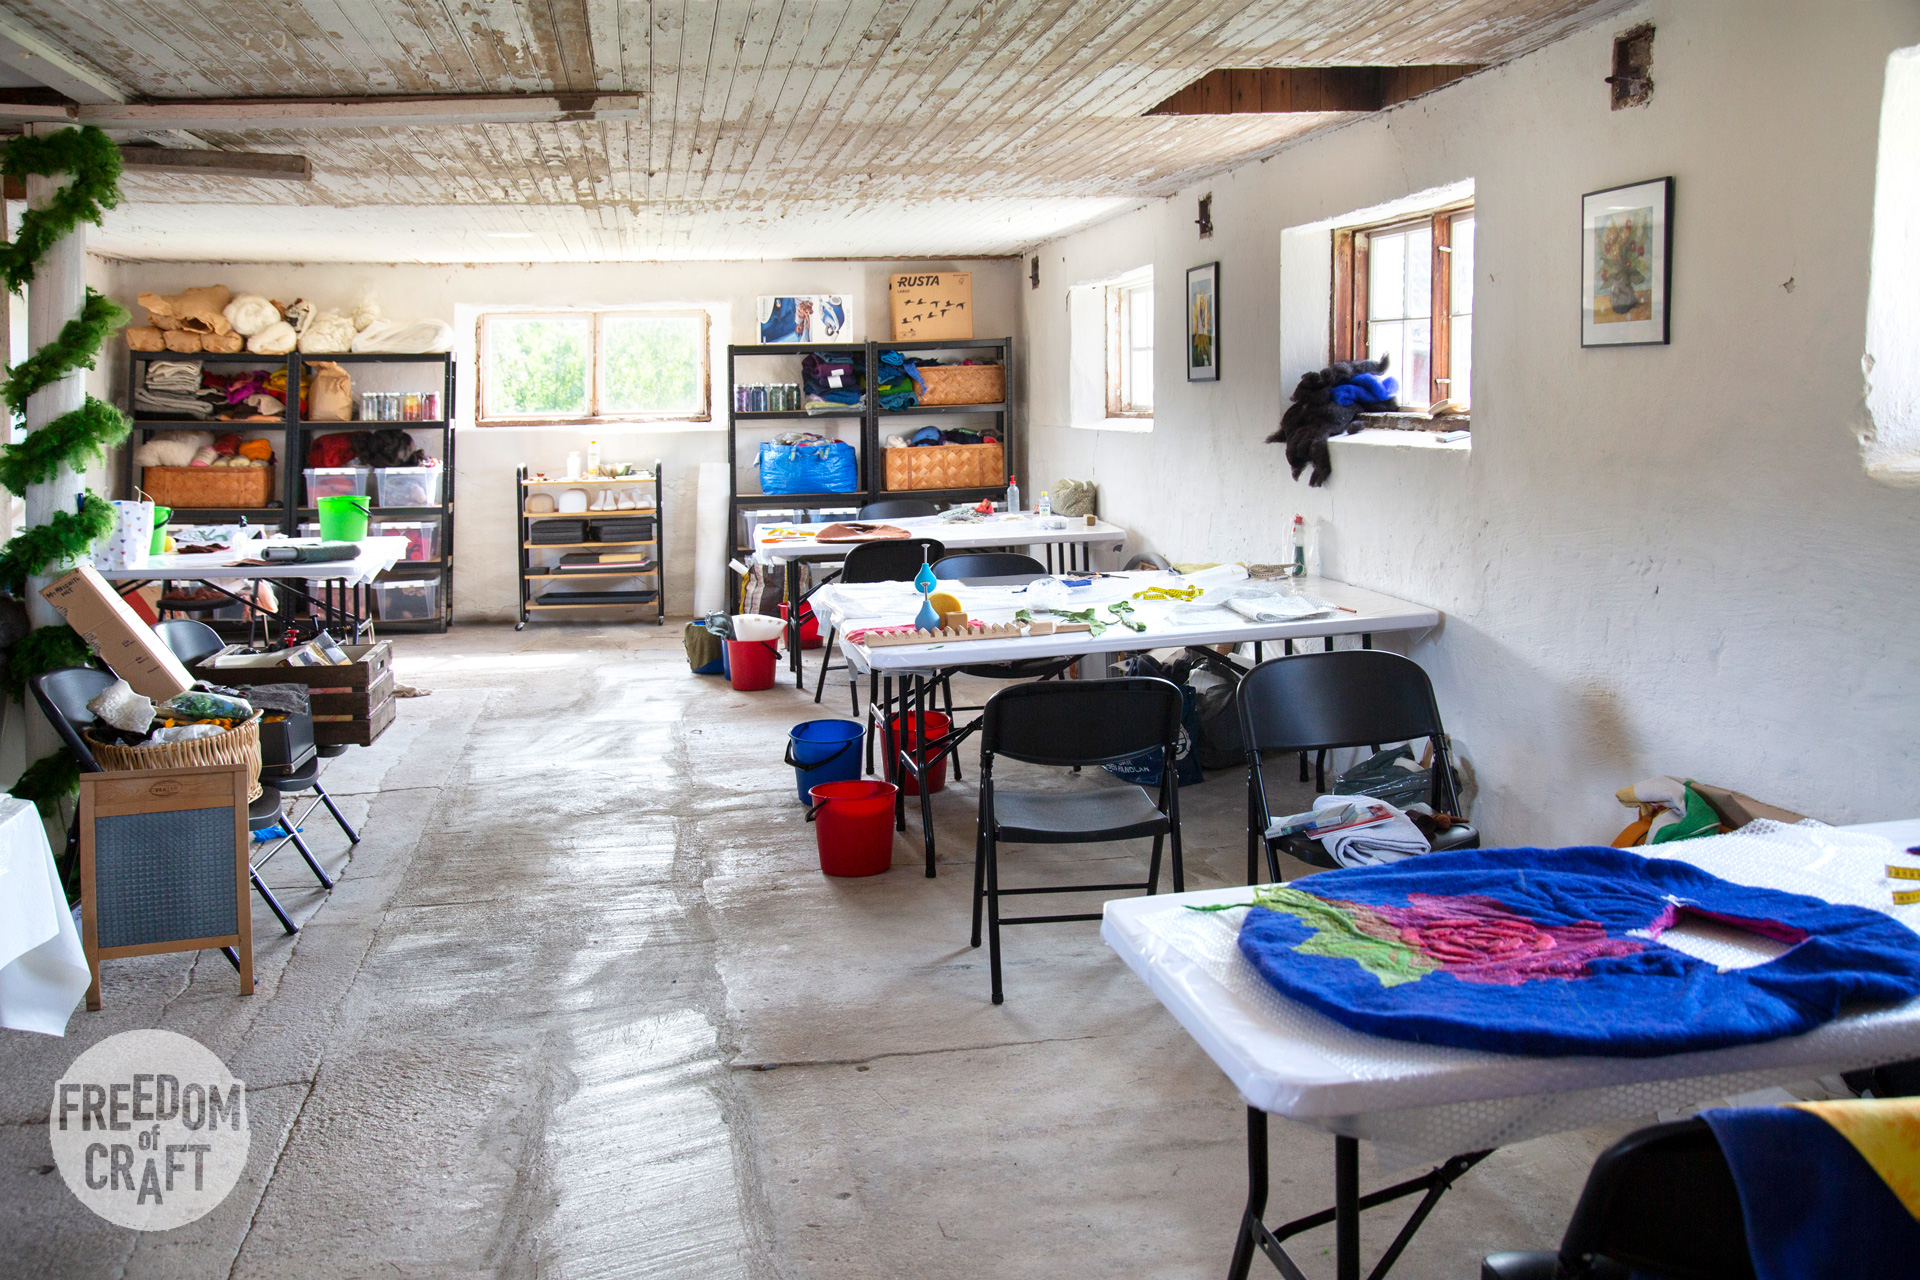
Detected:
left=1107, top=275, right=1154, bottom=417
left=478, top=309, right=709, bottom=425
left=1333, top=205, right=1473, bottom=408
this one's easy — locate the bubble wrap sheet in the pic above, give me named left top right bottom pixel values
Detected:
left=1101, top=820, right=1920, bottom=1161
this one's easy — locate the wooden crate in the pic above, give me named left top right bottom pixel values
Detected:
left=142, top=464, right=274, bottom=509
left=917, top=364, right=1004, bottom=406
left=883, top=442, right=1003, bottom=491
left=191, top=641, right=397, bottom=746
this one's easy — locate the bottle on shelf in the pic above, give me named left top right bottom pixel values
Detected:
left=1289, top=514, right=1306, bottom=576
left=586, top=439, right=601, bottom=475
left=1037, top=490, right=1051, bottom=517
left=1006, top=475, right=1021, bottom=513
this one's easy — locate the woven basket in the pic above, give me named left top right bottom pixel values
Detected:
left=86, top=713, right=264, bottom=802
left=884, top=442, right=1004, bottom=491
left=917, top=364, right=1004, bottom=406
left=142, top=465, right=274, bottom=509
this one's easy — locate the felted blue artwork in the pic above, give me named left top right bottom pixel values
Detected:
left=1234, top=847, right=1920, bottom=1057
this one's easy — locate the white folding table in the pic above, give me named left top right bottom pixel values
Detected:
left=754, top=514, right=1128, bottom=686
left=809, top=570, right=1442, bottom=877
left=95, top=536, right=410, bottom=639
left=1102, top=818, right=1920, bottom=1280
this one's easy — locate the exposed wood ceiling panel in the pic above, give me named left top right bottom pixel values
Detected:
left=0, top=0, right=1635, bottom=261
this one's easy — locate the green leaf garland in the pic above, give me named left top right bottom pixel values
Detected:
left=0, top=125, right=127, bottom=812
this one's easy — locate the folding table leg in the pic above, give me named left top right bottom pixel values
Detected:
left=915, top=677, right=938, bottom=878
left=1227, top=1108, right=1271, bottom=1280
left=1335, top=1136, right=1360, bottom=1280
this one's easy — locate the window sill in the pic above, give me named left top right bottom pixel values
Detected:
left=475, top=418, right=722, bottom=433
left=1354, top=411, right=1469, bottom=433
left=1072, top=417, right=1154, bottom=433
left=1331, top=427, right=1471, bottom=451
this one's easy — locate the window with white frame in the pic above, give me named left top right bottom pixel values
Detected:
left=1107, top=272, right=1154, bottom=417
left=1333, top=204, right=1474, bottom=409
left=478, top=309, right=710, bottom=425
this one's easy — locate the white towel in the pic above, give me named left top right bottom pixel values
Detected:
left=1309, top=794, right=1430, bottom=868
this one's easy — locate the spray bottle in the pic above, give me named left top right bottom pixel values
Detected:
left=1006, top=475, right=1021, bottom=514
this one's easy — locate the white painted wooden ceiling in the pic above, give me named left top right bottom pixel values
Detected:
left=0, top=0, right=1630, bottom=262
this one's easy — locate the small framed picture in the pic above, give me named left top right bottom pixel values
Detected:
left=1186, top=261, right=1219, bottom=381
left=1581, top=177, right=1673, bottom=347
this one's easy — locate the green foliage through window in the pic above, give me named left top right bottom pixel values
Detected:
left=482, top=310, right=708, bottom=422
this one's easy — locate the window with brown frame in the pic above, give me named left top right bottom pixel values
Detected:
left=1332, top=204, right=1474, bottom=410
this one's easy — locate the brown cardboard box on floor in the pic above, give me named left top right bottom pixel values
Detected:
left=40, top=564, right=194, bottom=701
left=889, top=271, right=973, bottom=341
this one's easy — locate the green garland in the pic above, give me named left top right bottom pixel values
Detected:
left=4, top=289, right=129, bottom=413
left=0, top=126, right=126, bottom=814
left=0, top=399, right=128, bottom=495
left=0, top=127, right=122, bottom=294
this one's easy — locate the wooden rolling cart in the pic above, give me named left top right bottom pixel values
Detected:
left=515, top=462, right=664, bottom=628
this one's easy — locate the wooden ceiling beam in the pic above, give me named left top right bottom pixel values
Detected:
left=77, top=94, right=646, bottom=133
left=117, top=147, right=310, bottom=180
left=0, top=15, right=123, bottom=105
left=1145, top=65, right=1482, bottom=116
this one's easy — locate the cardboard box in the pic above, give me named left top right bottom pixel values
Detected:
left=889, top=272, right=973, bottom=341
left=40, top=565, right=194, bottom=701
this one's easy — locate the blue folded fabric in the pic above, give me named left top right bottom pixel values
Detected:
left=1329, top=373, right=1398, bottom=406
left=909, top=426, right=945, bottom=446
left=1234, top=846, right=1920, bottom=1056
left=1700, top=1106, right=1920, bottom=1278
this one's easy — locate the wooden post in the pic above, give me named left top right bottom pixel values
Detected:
left=22, top=122, right=87, bottom=768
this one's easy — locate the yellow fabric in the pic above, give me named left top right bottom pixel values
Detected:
left=1793, top=1099, right=1920, bottom=1219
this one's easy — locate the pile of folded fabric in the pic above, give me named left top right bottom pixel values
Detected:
left=875, top=349, right=924, bottom=411
left=133, top=360, right=221, bottom=420
left=801, top=352, right=865, bottom=413
left=882, top=425, right=1000, bottom=448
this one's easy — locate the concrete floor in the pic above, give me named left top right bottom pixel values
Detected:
left=2, top=623, right=1636, bottom=1278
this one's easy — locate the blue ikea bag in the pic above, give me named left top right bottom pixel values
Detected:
left=759, top=440, right=857, bottom=495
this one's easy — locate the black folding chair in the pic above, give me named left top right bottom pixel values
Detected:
left=1483, top=1117, right=1753, bottom=1279
left=28, top=666, right=302, bottom=940
left=1236, top=650, right=1477, bottom=885
left=153, top=619, right=360, bottom=865
left=932, top=551, right=1045, bottom=580
left=859, top=498, right=939, bottom=519
left=972, top=678, right=1185, bottom=1004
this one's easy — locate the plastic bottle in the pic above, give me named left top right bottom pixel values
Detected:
left=1038, top=490, right=1052, bottom=517
left=586, top=439, right=600, bottom=475
left=1006, top=475, right=1021, bottom=513
left=1290, top=514, right=1306, bottom=577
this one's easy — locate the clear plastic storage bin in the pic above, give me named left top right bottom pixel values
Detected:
left=374, top=466, right=444, bottom=508
left=371, top=578, right=441, bottom=621
left=371, top=519, right=441, bottom=562
left=304, top=466, right=370, bottom=503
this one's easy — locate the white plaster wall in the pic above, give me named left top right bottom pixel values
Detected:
left=101, top=259, right=1022, bottom=622
left=1021, top=0, right=1920, bottom=843
left=1865, top=44, right=1920, bottom=482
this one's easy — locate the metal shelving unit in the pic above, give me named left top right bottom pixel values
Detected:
left=126, top=349, right=457, bottom=633
left=514, top=462, right=664, bottom=628
left=722, top=337, right=1013, bottom=601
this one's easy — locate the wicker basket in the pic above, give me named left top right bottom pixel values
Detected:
left=141, top=465, right=274, bottom=510
left=884, top=442, right=1004, bottom=491
left=917, top=364, right=1005, bottom=406
left=86, top=714, right=264, bottom=802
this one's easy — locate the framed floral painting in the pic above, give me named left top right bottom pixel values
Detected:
left=1581, top=177, right=1672, bottom=347
left=1186, top=261, right=1219, bottom=381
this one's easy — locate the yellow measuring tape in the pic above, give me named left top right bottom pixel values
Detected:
left=1888, top=865, right=1920, bottom=904
left=1132, top=584, right=1203, bottom=602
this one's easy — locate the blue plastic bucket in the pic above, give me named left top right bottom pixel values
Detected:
left=785, top=720, right=864, bottom=804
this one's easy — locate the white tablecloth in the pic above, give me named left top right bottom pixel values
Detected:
left=1103, top=819, right=1920, bottom=1162
left=93, top=536, right=410, bottom=588
left=0, top=796, right=90, bottom=1036
left=754, top=513, right=1127, bottom=564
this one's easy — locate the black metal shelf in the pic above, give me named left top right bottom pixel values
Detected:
left=516, top=462, right=664, bottom=629
left=129, top=349, right=458, bottom=631
left=723, top=338, right=1013, bottom=600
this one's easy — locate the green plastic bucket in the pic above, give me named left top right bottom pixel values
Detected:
left=317, top=494, right=370, bottom=541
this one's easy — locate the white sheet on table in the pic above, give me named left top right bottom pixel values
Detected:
left=1105, top=820, right=1920, bottom=1163
left=0, top=796, right=90, bottom=1036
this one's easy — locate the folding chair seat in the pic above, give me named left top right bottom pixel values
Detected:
left=1236, top=650, right=1478, bottom=884
left=972, top=677, right=1185, bottom=1004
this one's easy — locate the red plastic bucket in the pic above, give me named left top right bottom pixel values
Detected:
left=726, top=639, right=779, bottom=691
left=808, top=780, right=897, bottom=877
left=780, top=602, right=822, bottom=649
left=888, top=711, right=951, bottom=795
